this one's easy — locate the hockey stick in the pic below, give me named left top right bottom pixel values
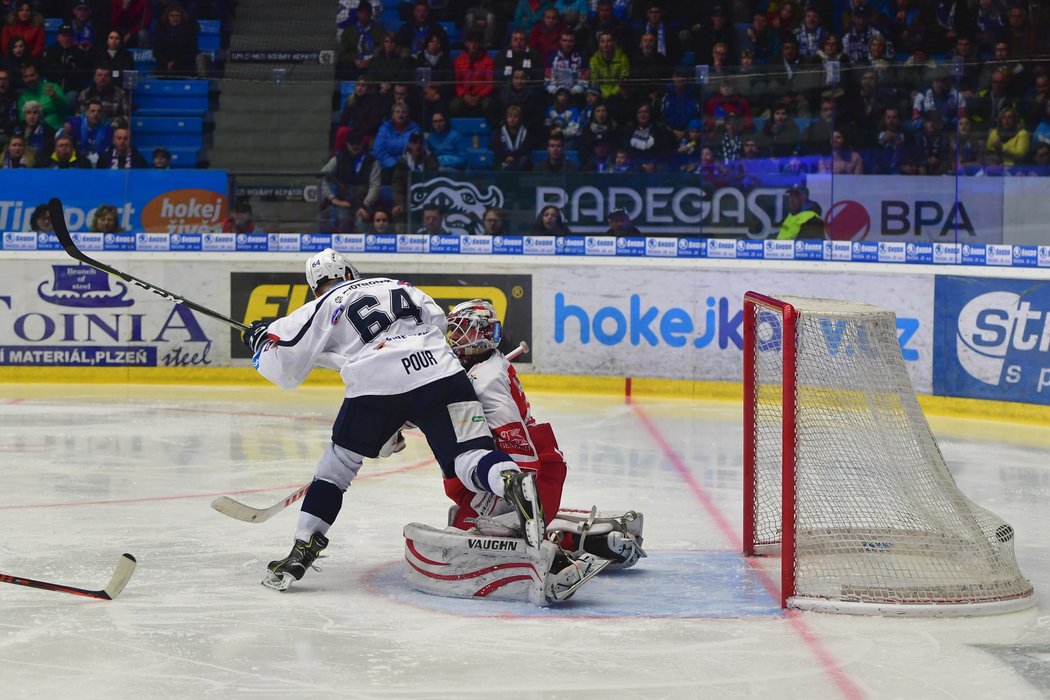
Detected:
left=0, top=553, right=137, bottom=600
left=506, top=341, right=529, bottom=361
left=211, top=342, right=533, bottom=523
left=47, top=198, right=248, bottom=331
left=211, top=484, right=309, bottom=524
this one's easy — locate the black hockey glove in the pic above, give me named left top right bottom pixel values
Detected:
left=242, top=320, right=272, bottom=354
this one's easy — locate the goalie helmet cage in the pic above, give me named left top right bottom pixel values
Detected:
left=742, top=292, right=1034, bottom=616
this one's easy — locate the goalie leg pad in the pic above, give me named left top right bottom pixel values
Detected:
left=547, top=509, right=647, bottom=570
left=403, top=524, right=605, bottom=605
left=404, top=522, right=556, bottom=605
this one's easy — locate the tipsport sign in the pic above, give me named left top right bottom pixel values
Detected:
left=934, top=277, right=1050, bottom=404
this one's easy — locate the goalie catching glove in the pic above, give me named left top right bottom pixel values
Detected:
left=242, top=320, right=272, bottom=354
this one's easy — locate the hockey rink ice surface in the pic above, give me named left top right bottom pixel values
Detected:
left=2, top=383, right=1049, bottom=699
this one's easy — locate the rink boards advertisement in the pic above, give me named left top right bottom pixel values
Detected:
left=934, top=276, right=1050, bottom=406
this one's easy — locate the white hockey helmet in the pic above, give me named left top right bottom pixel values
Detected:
left=305, top=248, right=360, bottom=294
left=447, top=299, right=502, bottom=362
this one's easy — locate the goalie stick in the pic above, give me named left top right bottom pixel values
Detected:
left=211, top=341, right=533, bottom=524
left=47, top=198, right=248, bottom=331
left=0, top=553, right=137, bottom=600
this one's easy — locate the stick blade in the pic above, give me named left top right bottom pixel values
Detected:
left=211, top=496, right=270, bottom=523
left=102, top=553, right=138, bottom=600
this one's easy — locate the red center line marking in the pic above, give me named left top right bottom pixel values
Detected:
left=630, top=402, right=866, bottom=700
left=0, top=458, right=435, bottom=510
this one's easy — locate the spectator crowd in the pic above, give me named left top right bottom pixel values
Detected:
left=326, top=0, right=1050, bottom=232
left=1, top=0, right=226, bottom=170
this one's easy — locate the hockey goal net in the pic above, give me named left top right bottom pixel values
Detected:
left=743, top=292, right=1034, bottom=616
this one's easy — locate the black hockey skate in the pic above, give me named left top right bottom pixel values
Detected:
left=500, top=469, right=544, bottom=551
left=262, top=532, right=329, bottom=591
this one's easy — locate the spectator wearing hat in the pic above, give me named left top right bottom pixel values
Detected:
left=588, top=30, right=629, bottom=100
left=450, top=29, right=494, bottom=118
left=606, top=207, right=640, bottom=235
left=223, top=199, right=258, bottom=234
left=152, top=146, right=171, bottom=169
left=776, top=184, right=824, bottom=240
left=673, top=116, right=701, bottom=169
left=68, top=1, right=97, bottom=52
left=41, top=23, right=90, bottom=103
left=321, top=129, right=383, bottom=233
left=337, top=0, right=383, bottom=80
left=581, top=130, right=615, bottom=172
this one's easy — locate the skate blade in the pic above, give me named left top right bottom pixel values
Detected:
left=547, top=557, right=611, bottom=602
left=261, top=571, right=293, bottom=592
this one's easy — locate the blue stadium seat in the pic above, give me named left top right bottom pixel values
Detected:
left=161, top=147, right=201, bottom=168
left=680, top=51, right=695, bottom=67
left=44, top=17, right=61, bottom=45
left=565, top=149, right=579, bottom=166
left=379, top=6, right=401, bottom=30
left=438, top=21, right=461, bottom=46
left=531, top=149, right=547, bottom=163
left=131, top=116, right=205, bottom=148
left=340, top=81, right=356, bottom=101
left=466, top=149, right=493, bottom=170
left=450, top=117, right=491, bottom=138
left=133, top=79, right=210, bottom=117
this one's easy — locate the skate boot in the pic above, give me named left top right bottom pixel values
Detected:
left=500, top=469, right=544, bottom=551
left=544, top=550, right=610, bottom=602
left=262, top=532, right=329, bottom=591
left=582, top=530, right=647, bottom=570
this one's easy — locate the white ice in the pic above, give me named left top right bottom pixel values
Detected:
left=1, top=383, right=1049, bottom=699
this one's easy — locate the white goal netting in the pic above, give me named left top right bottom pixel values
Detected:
left=746, top=294, right=1034, bottom=615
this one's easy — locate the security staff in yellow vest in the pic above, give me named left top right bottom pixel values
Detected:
left=776, top=185, right=825, bottom=240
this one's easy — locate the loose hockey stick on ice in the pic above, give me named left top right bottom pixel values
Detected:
left=48, top=198, right=248, bottom=331
left=212, top=343, right=533, bottom=524
left=0, top=553, right=137, bottom=600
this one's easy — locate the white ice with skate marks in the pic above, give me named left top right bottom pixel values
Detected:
left=1, top=385, right=1050, bottom=698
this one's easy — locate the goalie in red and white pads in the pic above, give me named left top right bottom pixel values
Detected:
left=402, top=300, right=645, bottom=604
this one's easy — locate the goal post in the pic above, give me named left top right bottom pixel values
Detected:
left=743, top=291, right=1034, bottom=616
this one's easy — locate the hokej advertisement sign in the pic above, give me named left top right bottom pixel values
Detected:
left=0, top=170, right=228, bottom=233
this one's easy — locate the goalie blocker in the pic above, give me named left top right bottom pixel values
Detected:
left=404, top=523, right=609, bottom=606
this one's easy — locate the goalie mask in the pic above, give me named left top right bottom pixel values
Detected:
left=447, top=299, right=502, bottom=363
left=305, top=248, right=360, bottom=295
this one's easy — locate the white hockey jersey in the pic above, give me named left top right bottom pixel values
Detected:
left=465, top=350, right=558, bottom=470
left=254, top=277, right=462, bottom=397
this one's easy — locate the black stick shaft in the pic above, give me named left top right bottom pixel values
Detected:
left=48, top=198, right=248, bottom=331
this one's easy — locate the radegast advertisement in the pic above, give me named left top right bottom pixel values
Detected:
left=0, top=260, right=221, bottom=368
left=934, top=276, right=1050, bottom=405
left=0, top=170, right=228, bottom=233
left=408, top=174, right=796, bottom=238
left=537, top=266, right=933, bottom=392
left=229, top=271, right=532, bottom=359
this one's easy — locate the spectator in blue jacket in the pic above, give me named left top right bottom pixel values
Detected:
left=65, top=98, right=111, bottom=166
left=425, top=110, right=466, bottom=170
left=371, top=100, right=421, bottom=176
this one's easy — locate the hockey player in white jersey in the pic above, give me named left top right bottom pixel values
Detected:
left=443, top=299, right=646, bottom=570
left=243, top=249, right=543, bottom=591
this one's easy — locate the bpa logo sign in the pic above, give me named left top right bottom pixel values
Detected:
left=935, top=277, right=1050, bottom=404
